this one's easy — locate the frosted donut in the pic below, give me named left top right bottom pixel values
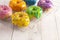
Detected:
left=26, top=6, right=43, bottom=19
left=0, top=5, right=12, bottom=20
left=24, top=0, right=36, bottom=6
left=37, top=0, right=52, bottom=11
left=11, top=12, right=30, bottom=27
left=9, top=0, right=27, bottom=11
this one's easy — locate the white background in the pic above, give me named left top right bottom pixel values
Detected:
left=0, top=0, right=60, bottom=40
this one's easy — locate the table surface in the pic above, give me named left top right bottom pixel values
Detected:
left=0, top=0, right=60, bottom=40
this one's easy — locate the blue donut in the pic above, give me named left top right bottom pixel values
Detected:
left=24, top=0, right=36, bottom=6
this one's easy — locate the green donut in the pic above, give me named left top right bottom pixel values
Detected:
left=26, top=6, right=43, bottom=19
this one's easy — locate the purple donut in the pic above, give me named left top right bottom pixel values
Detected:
left=37, top=0, right=52, bottom=11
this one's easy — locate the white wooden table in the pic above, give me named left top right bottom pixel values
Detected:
left=0, top=0, right=60, bottom=40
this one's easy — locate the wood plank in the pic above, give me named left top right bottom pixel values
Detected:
left=0, top=21, right=13, bottom=40
left=40, top=12, right=58, bottom=40
left=12, top=22, right=42, bottom=40
left=55, top=9, right=60, bottom=40
left=0, top=0, right=13, bottom=40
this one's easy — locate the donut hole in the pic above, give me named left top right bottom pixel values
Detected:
left=33, top=8, right=37, bottom=11
left=17, top=1, right=20, bottom=4
left=19, top=14, right=23, bottom=17
left=3, top=8, right=7, bottom=10
left=46, top=1, right=50, bottom=3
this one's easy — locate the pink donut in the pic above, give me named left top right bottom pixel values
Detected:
left=0, top=5, right=12, bottom=20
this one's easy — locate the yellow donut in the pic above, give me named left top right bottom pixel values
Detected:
left=11, top=12, right=30, bottom=28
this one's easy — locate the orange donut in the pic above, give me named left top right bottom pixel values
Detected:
left=9, top=0, right=27, bottom=11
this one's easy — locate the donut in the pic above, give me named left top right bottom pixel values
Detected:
left=9, top=0, right=27, bottom=11
left=24, top=0, right=36, bottom=6
left=11, top=12, right=30, bottom=27
left=37, top=0, right=52, bottom=11
left=26, top=6, right=43, bottom=19
left=0, top=5, right=12, bottom=20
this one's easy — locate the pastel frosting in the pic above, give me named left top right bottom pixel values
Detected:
left=37, top=0, right=52, bottom=11
left=0, top=5, right=12, bottom=19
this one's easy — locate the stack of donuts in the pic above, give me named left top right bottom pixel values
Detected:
left=0, top=0, right=53, bottom=28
